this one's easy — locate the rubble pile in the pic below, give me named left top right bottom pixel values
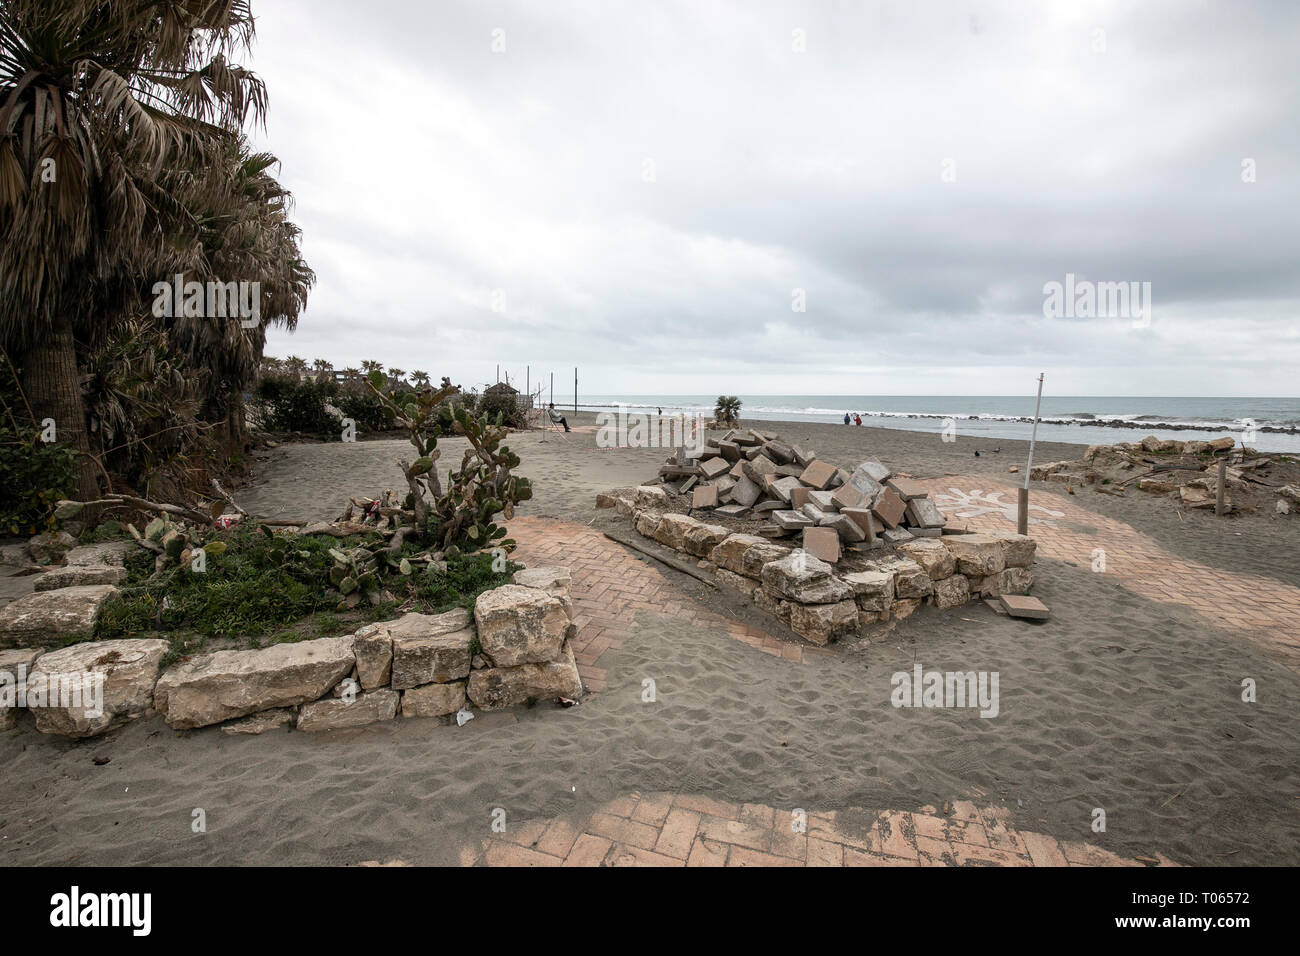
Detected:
left=596, top=429, right=1041, bottom=646
left=1031, top=435, right=1300, bottom=515
left=642, top=428, right=950, bottom=560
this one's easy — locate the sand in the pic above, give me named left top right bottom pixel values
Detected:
left=1, top=415, right=1297, bottom=866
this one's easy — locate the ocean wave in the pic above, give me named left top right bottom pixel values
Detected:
left=578, top=402, right=1298, bottom=433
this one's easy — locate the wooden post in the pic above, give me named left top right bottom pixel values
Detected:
left=574, top=368, right=578, bottom=416
left=550, top=372, right=553, bottom=406
left=1216, top=460, right=1227, bottom=515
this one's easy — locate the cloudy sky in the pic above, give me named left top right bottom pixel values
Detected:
left=249, top=0, right=1299, bottom=397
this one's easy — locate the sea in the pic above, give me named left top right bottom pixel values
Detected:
left=565, top=395, right=1300, bottom=454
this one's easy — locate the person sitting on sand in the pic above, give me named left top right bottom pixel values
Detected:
left=548, top=403, right=571, bottom=432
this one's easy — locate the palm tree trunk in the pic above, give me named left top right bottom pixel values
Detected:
left=22, top=314, right=100, bottom=500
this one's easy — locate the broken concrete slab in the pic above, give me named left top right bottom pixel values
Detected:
left=808, top=490, right=837, bottom=511
left=1000, top=594, right=1051, bottom=620
left=824, top=513, right=866, bottom=543
left=871, top=488, right=907, bottom=529
left=768, top=475, right=803, bottom=503
left=802, top=527, right=841, bottom=563
left=772, top=510, right=814, bottom=531
left=830, top=483, right=866, bottom=511
left=905, top=497, right=946, bottom=529
left=692, top=484, right=719, bottom=508
left=801, top=504, right=830, bottom=524
left=699, top=457, right=731, bottom=479
left=884, top=476, right=927, bottom=500
left=730, top=474, right=762, bottom=507
left=799, top=460, right=838, bottom=490
left=840, top=508, right=878, bottom=542
left=856, top=460, right=891, bottom=483
left=741, top=456, right=778, bottom=483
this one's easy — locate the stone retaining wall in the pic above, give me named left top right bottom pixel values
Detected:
left=622, top=505, right=1036, bottom=645
left=0, top=567, right=582, bottom=739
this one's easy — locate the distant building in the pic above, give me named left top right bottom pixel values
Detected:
left=484, top=381, right=533, bottom=411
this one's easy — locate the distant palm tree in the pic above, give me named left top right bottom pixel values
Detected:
left=0, top=1, right=274, bottom=497
left=410, top=370, right=431, bottom=388
left=714, top=395, right=742, bottom=426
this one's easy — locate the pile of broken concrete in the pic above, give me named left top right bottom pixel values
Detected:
left=598, top=441, right=1040, bottom=645
left=0, top=565, right=581, bottom=739
left=1031, top=435, right=1300, bottom=515
left=644, top=428, right=950, bottom=554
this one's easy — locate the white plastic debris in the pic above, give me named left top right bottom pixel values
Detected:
left=455, top=708, right=475, bottom=727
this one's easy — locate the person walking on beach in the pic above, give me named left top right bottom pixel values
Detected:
left=547, top=403, right=571, bottom=432
left=854, top=413, right=862, bottom=426
left=844, top=412, right=851, bottom=424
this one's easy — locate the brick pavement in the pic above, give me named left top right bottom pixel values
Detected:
left=923, top=477, right=1300, bottom=673
left=508, top=516, right=826, bottom=691
left=487, top=483, right=1287, bottom=867
left=460, top=791, right=1179, bottom=867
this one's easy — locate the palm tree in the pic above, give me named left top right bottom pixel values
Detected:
left=0, top=0, right=271, bottom=498
left=714, top=395, right=742, bottom=427
left=410, top=370, right=430, bottom=389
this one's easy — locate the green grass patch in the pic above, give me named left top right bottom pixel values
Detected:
left=95, top=526, right=521, bottom=662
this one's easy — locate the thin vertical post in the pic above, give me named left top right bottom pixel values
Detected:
left=1018, top=372, right=1045, bottom=535
left=1216, top=461, right=1227, bottom=516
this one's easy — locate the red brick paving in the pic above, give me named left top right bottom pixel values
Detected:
left=459, top=792, right=1179, bottom=867
left=508, top=516, right=814, bottom=691
left=921, top=476, right=1300, bottom=673
left=485, top=485, right=1276, bottom=867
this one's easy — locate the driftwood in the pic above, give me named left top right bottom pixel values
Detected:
left=210, top=479, right=248, bottom=517
left=57, top=494, right=211, bottom=525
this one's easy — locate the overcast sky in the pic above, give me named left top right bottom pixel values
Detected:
left=249, top=0, right=1299, bottom=397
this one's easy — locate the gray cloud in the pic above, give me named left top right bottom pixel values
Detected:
left=251, top=0, right=1300, bottom=395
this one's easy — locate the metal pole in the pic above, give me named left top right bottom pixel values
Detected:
left=1018, top=372, right=1044, bottom=535
left=574, top=368, right=578, bottom=417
